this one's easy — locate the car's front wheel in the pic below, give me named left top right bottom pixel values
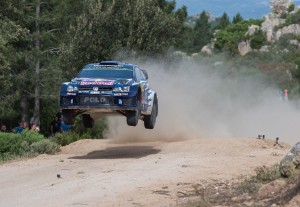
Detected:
left=82, top=114, right=94, bottom=128
left=127, top=98, right=140, bottom=126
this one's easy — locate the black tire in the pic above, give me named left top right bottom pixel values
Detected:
left=127, top=98, right=140, bottom=126
left=144, top=99, right=157, bottom=129
left=82, top=114, right=94, bottom=128
left=62, top=109, right=74, bottom=125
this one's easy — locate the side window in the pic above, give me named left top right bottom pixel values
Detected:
left=134, top=67, right=144, bottom=82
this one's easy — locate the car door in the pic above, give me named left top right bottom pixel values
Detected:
left=134, top=67, right=150, bottom=112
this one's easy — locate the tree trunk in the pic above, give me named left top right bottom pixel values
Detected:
left=20, top=91, right=28, bottom=123
left=33, top=0, right=41, bottom=127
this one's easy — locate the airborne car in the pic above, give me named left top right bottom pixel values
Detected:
left=59, top=61, right=158, bottom=129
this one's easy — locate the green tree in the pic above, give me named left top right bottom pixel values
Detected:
left=192, top=11, right=212, bottom=51
left=216, top=12, right=230, bottom=29
left=60, top=0, right=185, bottom=76
left=232, top=12, right=243, bottom=24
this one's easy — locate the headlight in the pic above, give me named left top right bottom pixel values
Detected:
left=67, top=85, right=78, bottom=92
left=113, top=86, right=130, bottom=92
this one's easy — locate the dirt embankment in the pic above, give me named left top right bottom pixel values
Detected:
left=0, top=137, right=293, bottom=207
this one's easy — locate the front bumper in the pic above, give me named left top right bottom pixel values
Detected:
left=60, top=94, right=138, bottom=112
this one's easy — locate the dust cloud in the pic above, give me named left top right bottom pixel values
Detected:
left=104, top=57, right=300, bottom=145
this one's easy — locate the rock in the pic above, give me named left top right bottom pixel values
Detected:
left=191, top=53, right=199, bottom=58
left=289, top=39, right=300, bottom=47
left=201, top=45, right=213, bottom=55
left=238, top=40, right=252, bottom=56
left=173, top=51, right=187, bottom=58
left=270, top=0, right=293, bottom=17
left=261, top=14, right=285, bottom=42
left=247, top=25, right=260, bottom=36
left=213, top=61, right=223, bottom=66
left=279, top=142, right=300, bottom=177
left=260, top=45, right=270, bottom=52
left=275, top=24, right=300, bottom=40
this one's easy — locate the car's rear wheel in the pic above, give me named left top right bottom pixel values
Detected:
left=144, top=98, right=158, bottom=129
left=82, top=114, right=94, bottom=128
left=62, top=109, right=74, bottom=125
left=127, top=98, right=140, bottom=126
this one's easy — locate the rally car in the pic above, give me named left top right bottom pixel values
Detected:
left=59, top=61, right=158, bottom=129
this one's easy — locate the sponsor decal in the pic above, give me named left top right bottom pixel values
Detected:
left=67, top=93, right=76, bottom=96
left=114, top=93, right=128, bottom=96
left=90, top=91, right=100, bottom=94
left=80, top=81, right=114, bottom=86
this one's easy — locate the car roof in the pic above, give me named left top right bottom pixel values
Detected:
left=83, top=61, right=136, bottom=70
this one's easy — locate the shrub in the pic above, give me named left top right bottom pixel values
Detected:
left=285, top=10, right=300, bottom=26
left=237, top=164, right=281, bottom=194
left=250, top=30, right=267, bottom=49
left=214, top=19, right=263, bottom=54
left=0, top=131, right=59, bottom=161
left=288, top=3, right=295, bottom=13
left=51, top=131, right=81, bottom=146
left=31, top=139, right=60, bottom=155
left=255, top=164, right=281, bottom=182
left=21, top=129, right=44, bottom=145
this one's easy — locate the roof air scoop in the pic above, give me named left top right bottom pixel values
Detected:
left=100, top=61, right=121, bottom=66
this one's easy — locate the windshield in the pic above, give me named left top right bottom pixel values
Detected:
left=77, top=67, right=133, bottom=79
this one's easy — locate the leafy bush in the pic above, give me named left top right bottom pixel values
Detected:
left=0, top=131, right=59, bottom=161
left=31, top=139, right=60, bottom=155
left=21, top=129, right=44, bottom=145
left=237, top=164, right=281, bottom=194
left=285, top=10, right=300, bottom=26
left=250, top=29, right=267, bottom=49
left=288, top=3, right=295, bottom=13
left=51, top=131, right=81, bottom=146
left=214, top=19, right=263, bottom=54
left=51, top=117, right=107, bottom=146
left=255, top=164, right=281, bottom=182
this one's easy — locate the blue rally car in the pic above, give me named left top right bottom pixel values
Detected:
left=59, top=61, right=158, bottom=129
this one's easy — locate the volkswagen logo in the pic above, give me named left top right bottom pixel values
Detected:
left=93, top=87, right=99, bottom=91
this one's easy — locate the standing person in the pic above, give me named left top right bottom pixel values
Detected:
left=49, top=116, right=61, bottom=136
left=284, top=89, right=288, bottom=101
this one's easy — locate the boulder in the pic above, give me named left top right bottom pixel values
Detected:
left=279, top=142, right=300, bottom=177
left=238, top=40, right=252, bottom=56
left=275, top=24, right=300, bottom=40
left=270, top=0, right=293, bottom=17
left=261, top=14, right=285, bottom=42
left=260, top=45, right=270, bottom=52
left=201, top=45, right=213, bottom=55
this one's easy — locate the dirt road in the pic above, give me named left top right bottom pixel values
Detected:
left=0, top=137, right=290, bottom=207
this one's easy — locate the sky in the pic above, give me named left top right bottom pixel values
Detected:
left=176, top=0, right=300, bottom=19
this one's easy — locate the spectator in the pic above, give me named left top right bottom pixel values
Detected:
left=284, top=89, right=289, bottom=101
left=0, top=125, right=7, bottom=132
left=49, top=116, right=61, bottom=136
left=22, top=122, right=28, bottom=130
left=30, top=116, right=40, bottom=128
left=30, top=124, right=40, bottom=133
left=15, top=122, right=24, bottom=133
left=61, top=117, right=71, bottom=132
